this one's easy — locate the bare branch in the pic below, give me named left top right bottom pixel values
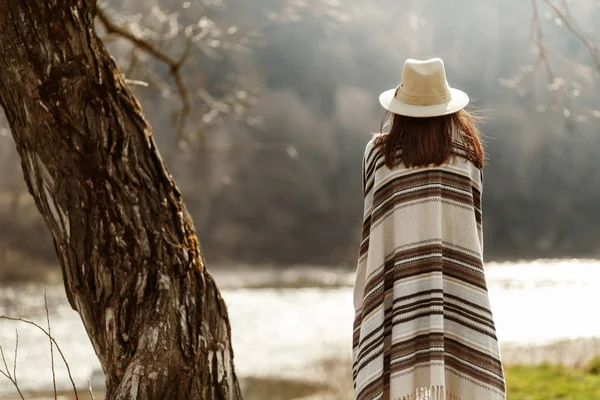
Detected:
left=171, top=39, right=194, bottom=137
left=531, top=0, right=554, bottom=79
left=125, top=79, right=150, bottom=87
left=175, top=37, right=194, bottom=70
left=0, top=345, right=11, bottom=379
left=542, top=0, right=600, bottom=73
left=96, top=6, right=193, bottom=137
left=126, top=46, right=140, bottom=77
left=0, top=343, right=25, bottom=400
left=530, top=0, right=561, bottom=109
left=12, top=329, right=17, bottom=384
left=0, top=367, right=12, bottom=381
left=0, top=315, right=79, bottom=399
left=88, top=378, right=95, bottom=400
left=97, top=8, right=174, bottom=65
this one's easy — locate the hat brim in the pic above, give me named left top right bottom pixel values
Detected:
left=379, top=87, right=469, bottom=118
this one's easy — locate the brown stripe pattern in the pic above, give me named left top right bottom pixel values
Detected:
left=352, top=140, right=506, bottom=400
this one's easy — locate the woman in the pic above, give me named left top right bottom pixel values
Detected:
left=352, top=58, right=506, bottom=400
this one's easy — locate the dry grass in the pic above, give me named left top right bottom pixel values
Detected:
left=306, top=357, right=354, bottom=400
left=7, top=336, right=600, bottom=399
left=500, top=338, right=600, bottom=368
left=242, top=376, right=326, bottom=400
left=4, top=391, right=85, bottom=400
left=12, top=353, right=600, bottom=400
left=4, top=357, right=354, bottom=400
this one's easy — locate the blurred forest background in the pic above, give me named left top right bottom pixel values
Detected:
left=0, top=0, right=599, bottom=280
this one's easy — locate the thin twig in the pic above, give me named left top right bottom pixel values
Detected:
left=13, top=329, right=18, bottom=384
left=0, top=315, right=80, bottom=399
left=175, top=37, right=193, bottom=69
left=126, top=46, right=140, bottom=78
left=0, top=368, right=11, bottom=380
left=542, top=0, right=600, bottom=73
left=97, top=8, right=174, bottom=65
left=125, top=79, right=149, bottom=87
left=88, top=378, right=95, bottom=400
left=4, top=376, right=25, bottom=400
left=0, top=346, right=10, bottom=378
left=0, top=344, right=25, bottom=400
left=532, top=0, right=556, bottom=82
left=172, top=38, right=194, bottom=129
left=531, top=0, right=560, bottom=108
left=46, top=290, right=58, bottom=400
left=97, top=6, right=193, bottom=134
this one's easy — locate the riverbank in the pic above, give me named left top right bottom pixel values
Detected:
left=501, top=337, right=600, bottom=368
left=2, top=372, right=343, bottom=400
left=3, top=260, right=600, bottom=397
left=7, top=337, right=600, bottom=400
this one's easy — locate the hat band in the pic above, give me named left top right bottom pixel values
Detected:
left=394, top=86, right=451, bottom=106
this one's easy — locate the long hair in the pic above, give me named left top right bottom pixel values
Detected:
left=374, top=109, right=485, bottom=169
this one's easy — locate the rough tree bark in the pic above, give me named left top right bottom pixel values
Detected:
left=0, top=1, right=242, bottom=399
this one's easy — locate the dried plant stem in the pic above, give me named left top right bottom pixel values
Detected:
left=542, top=0, right=600, bottom=73
left=0, top=331, right=25, bottom=400
left=96, top=6, right=193, bottom=137
left=531, top=0, right=560, bottom=108
left=45, top=290, right=58, bottom=400
left=0, top=315, right=80, bottom=400
left=88, top=378, right=95, bottom=400
left=13, top=329, right=18, bottom=384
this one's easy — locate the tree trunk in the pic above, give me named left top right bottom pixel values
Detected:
left=0, top=1, right=242, bottom=399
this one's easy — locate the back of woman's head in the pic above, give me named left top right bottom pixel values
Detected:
left=374, top=109, right=485, bottom=169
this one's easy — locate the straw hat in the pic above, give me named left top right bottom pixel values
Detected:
left=379, top=58, right=469, bottom=118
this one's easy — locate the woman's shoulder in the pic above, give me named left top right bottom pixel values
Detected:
left=362, top=134, right=482, bottom=182
left=442, top=156, right=483, bottom=186
left=363, top=133, right=384, bottom=162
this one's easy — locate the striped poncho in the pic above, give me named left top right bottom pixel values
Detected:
left=352, top=138, right=506, bottom=400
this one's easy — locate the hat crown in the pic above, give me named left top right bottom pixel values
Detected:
left=378, top=57, right=469, bottom=118
left=396, top=58, right=452, bottom=106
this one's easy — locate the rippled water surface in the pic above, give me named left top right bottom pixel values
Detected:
left=0, top=260, right=599, bottom=394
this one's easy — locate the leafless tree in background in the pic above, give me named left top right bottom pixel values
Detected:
left=92, top=0, right=354, bottom=234
left=96, top=0, right=263, bottom=149
left=502, top=0, right=599, bottom=119
left=95, top=0, right=352, bottom=148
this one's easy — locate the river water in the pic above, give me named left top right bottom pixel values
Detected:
left=0, top=259, right=598, bottom=395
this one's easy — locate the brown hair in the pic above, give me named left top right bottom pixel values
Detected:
left=374, top=109, right=485, bottom=169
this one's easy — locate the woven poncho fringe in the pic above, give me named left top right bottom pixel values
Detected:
left=352, top=139, right=507, bottom=400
